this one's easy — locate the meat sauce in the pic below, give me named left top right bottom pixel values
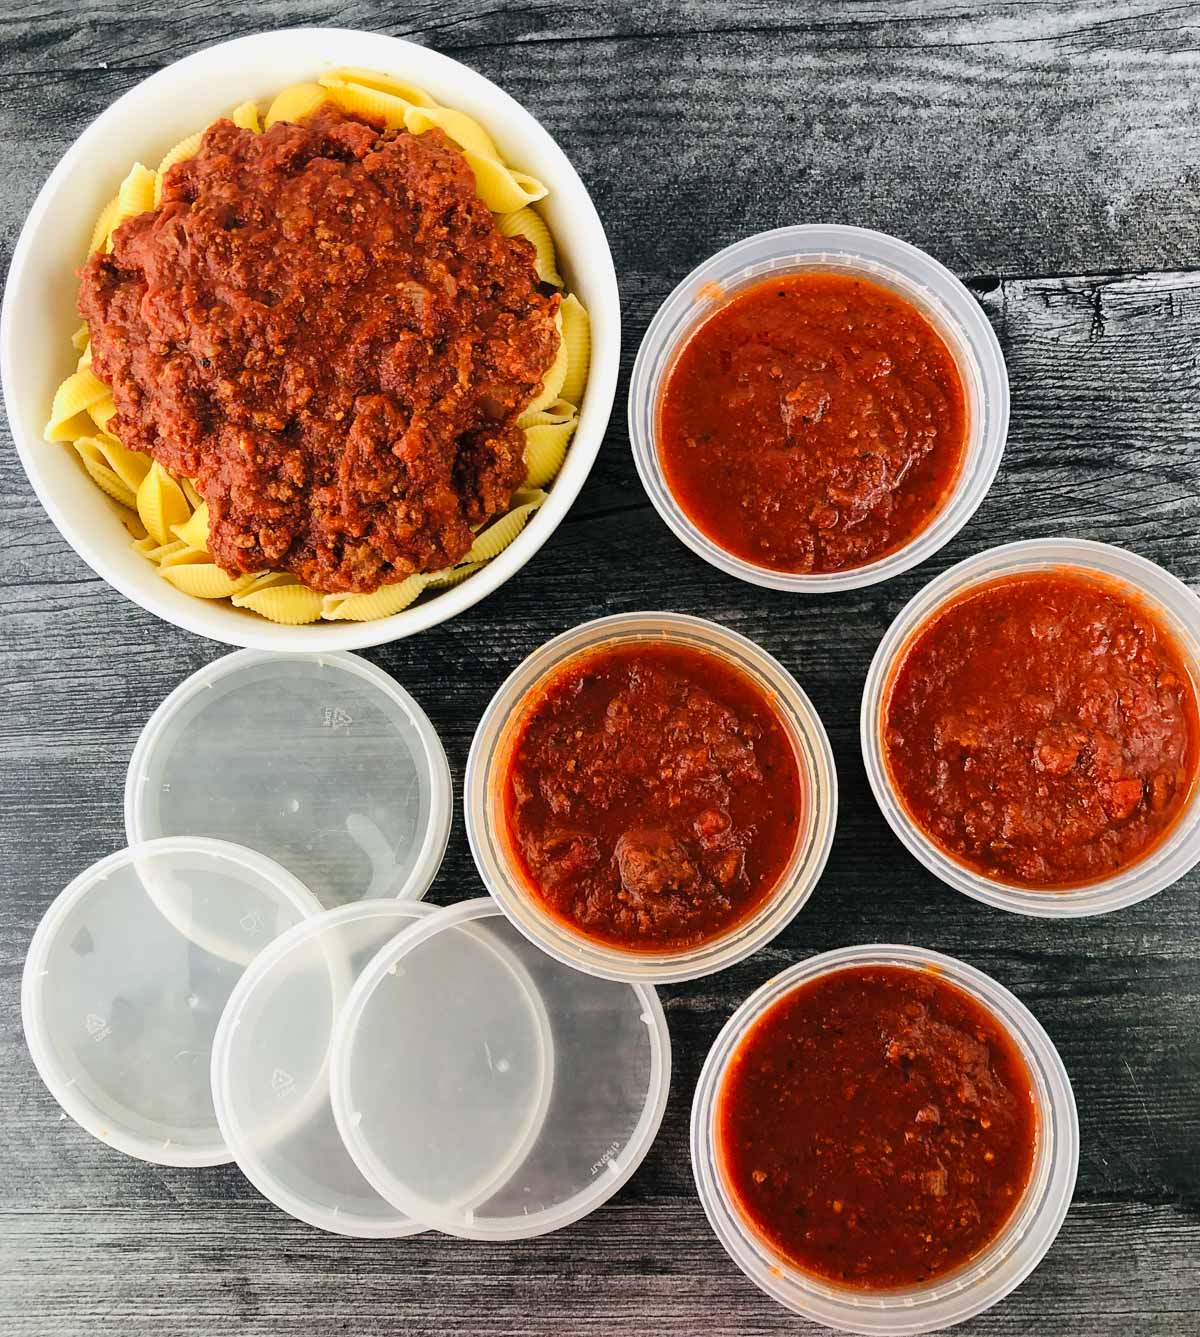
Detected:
left=657, top=272, right=967, bottom=574
left=883, top=570, right=1199, bottom=888
left=501, top=642, right=803, bottom=951
left=718, top=965, right=1037, bottom=1289
left=78, top=108, right=559, bottom=593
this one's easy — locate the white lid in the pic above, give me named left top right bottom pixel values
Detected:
left=125, top=650, right=452, bottom=908
left=210, top=900, right=434, bottom=1237
left=331, top=898, right=672, bottom=1239
left=21, top=838, right=321, bottom=1166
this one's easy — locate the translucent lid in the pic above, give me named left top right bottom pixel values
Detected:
left=125, top=650, right=452, bottom=909
left=21, top=838, right=320, bottom=1166
left=331, top=898, right=671, bottom=1240
left=210, top=900, right=433, bottom=1237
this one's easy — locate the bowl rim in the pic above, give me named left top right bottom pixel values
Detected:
left=628, top=223, right=1009, bottom=593
left=0, top=27, right=620, bottom=650
left=860, top=537, right=1200, bottom=916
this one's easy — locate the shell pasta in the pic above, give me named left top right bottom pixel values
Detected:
left=46, top=69, right=592, bottom=626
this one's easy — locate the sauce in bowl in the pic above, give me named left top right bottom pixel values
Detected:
left=658, top=272, right=967, bottom=574
left=717, top=964, right=1038, bottom=1289
left=883, top=568, right=1200, bottom=889
left=500, top=641, right=803, bottom=952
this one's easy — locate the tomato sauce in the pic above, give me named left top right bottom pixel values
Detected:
left=657, top=272, right=967, bottom=574
left=80, top=108, right=558, bottom=593
left=718, top=965, right=1037, bottom=1289
left=883, top=570, right=1200, bottom=888
left=500, top=642, right=803, bottom=951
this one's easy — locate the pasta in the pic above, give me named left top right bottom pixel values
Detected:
left=461, top=150, right=547, bottom=212
left=264, top=83, right=329, bottom=129
left=523, top=415, right=579, bottom=489
left=136, top=461, right=191, bottom=545
left=230, top=100, right=261, bottom=132
left=116, top=164, right=156, bottom=226
left=46, top=71, right=592, bottom=626
left=559, top=294, right=591, bottom=406
left=153, top=131, right=204, bottom=204
left=320, top=67, right=436, bottom=106
left=497, top=208, right=562, bottom=287
left=525, top=311, right=568, bottom=416
left=404, top=104, right=499, bottom=159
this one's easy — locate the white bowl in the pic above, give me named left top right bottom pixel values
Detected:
left=0, top=28, right=619, bottom=649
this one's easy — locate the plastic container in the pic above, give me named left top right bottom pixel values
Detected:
left=330, top=897, right=671, bottom=1239
left=2, top=28, right=619, bottom=650
left=21, top=838, right=321, bottom=1166
left=466, top=612, right=838, bottom=984
left=629, top=224, right=1008, bottom=593
left=210, top=899, right=434, bottom=1237
left=862, top=538, right=1200, bottom=916
left=126, top=650, right=452, bottom=909
left=691, top=945, right=1078, bottom=1334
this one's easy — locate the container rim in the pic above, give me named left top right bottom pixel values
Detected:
left=690, top=944, right=1079, bottom=1334
left=861, top=538, right=1200, bottom=917
left=628, top=223, right=1009, bottom=593
left=464, top=611, right=838, bottom=983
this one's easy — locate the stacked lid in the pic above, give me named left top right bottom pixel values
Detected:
left=22, top=651, right=671, bottom=1238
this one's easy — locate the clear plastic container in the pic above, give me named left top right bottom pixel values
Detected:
left=125, top=650, right=452, bottom=909
left=21, top=838, right=321, bottom=1166
left=861, top=538, right=1200, bottom=916
left=330, top=897, right=671, bottom=1239
left=628, top=225, right=1009, bottom=593
left=465, top=612, right=838, bottom=984
left=691, top=944, right=1078, bottom=1334
left=210, top=899, right=434, bottom=1237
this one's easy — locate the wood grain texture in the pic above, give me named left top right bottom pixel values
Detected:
left=2, top=3, right=1199, bottom=1335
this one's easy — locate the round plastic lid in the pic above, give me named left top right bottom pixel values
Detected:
left=21, top=838, right=321, bottom=1166
left=211, top=899, right=434, bottom=1237
left=331, top=897, right=672, bottom=1240
left=124, top=650, right=452, bottom=909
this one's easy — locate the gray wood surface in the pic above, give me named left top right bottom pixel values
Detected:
left=3, top=3, right=1199, bottom=1334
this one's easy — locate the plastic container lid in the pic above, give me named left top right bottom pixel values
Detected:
left=21, top=838, right=321, bottom=1166
left=331, top=898, right=672, bottom=1239
left=125, top=650, right=452, bottom=909
left=210, top=899, right=436, bottom=1237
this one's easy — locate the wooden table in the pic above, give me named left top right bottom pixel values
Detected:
left=3, top=4, right=1198, bottom=1334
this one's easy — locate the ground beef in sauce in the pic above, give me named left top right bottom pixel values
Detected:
left=77, top=107, right=560, bottom=593
left=658, top=273, right=967, bottom=574
left=502, top=643, right=804, bottom=951
left=719, top=966, right=1037, bottom=1288
left=884, top=570, right=1200, bottom=887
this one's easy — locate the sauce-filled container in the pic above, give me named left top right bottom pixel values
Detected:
left=466, top=612, right=837, bottom=983
left=629, top=225, right=1008, bottom=592
left=691, top=945, right=1078, bottom=1334
left=862, top=538, right=1200, bottom=916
